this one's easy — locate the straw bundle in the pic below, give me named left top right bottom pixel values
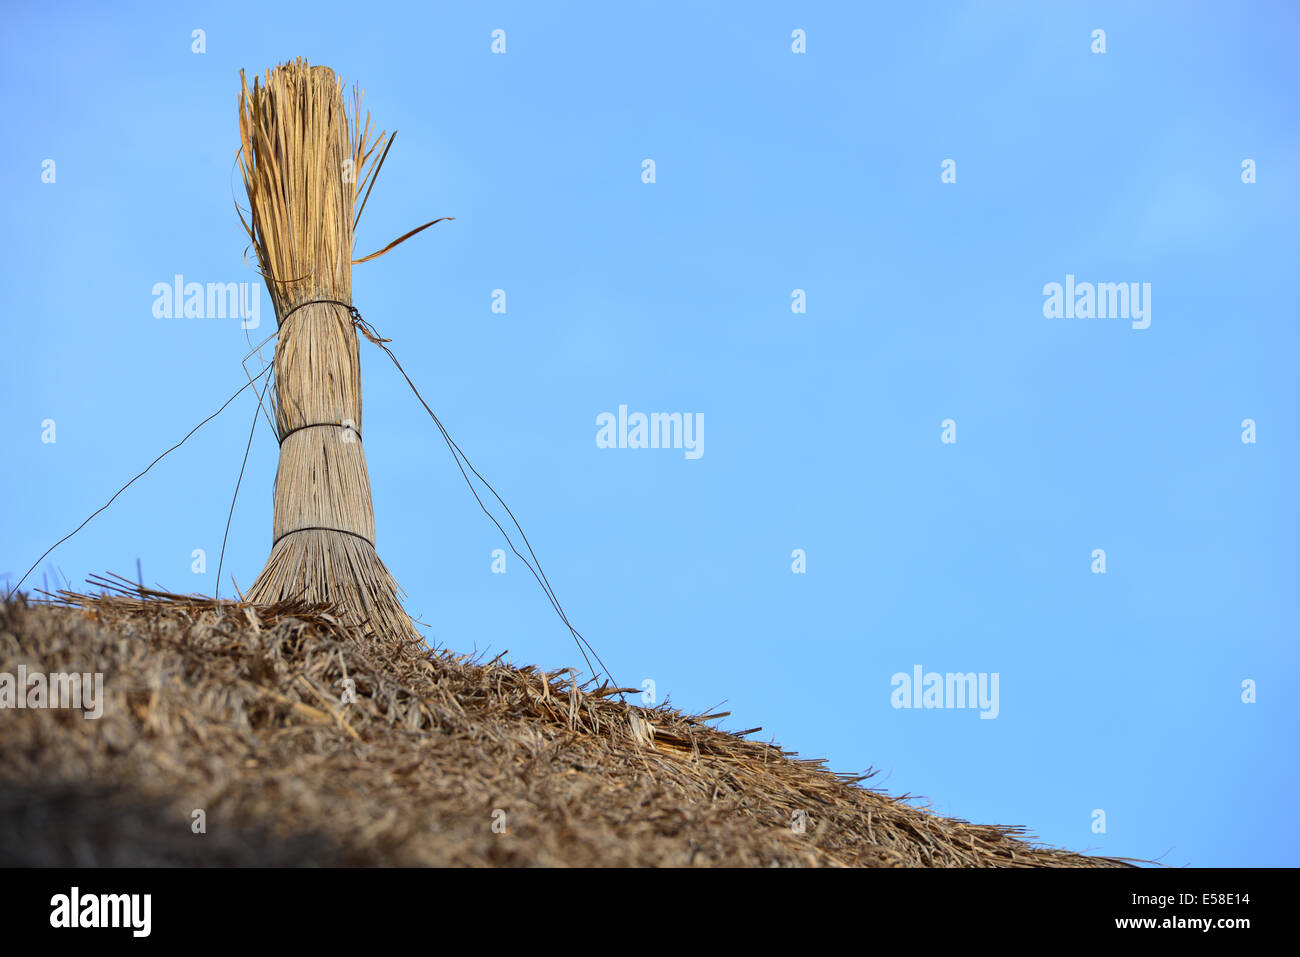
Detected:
left=236, top=59, right=416, bottom=643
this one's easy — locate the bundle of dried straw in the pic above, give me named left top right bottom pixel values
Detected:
left=236, top=59, right=417, bottom=643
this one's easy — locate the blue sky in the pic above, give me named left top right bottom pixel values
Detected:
left=2, top=1, right=1297, bottom=866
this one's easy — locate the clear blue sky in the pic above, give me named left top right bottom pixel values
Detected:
left=2, top=1, right=1296, bottom=866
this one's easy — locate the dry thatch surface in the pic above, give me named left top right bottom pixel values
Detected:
left=0, top=584, right=1132, bottom=867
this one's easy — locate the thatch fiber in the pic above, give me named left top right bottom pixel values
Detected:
left=0, top=585, right=1135, bottom=867
left=236, top=59, right=416, bottom=643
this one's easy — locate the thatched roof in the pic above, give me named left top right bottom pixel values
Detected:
left=0, top=585, right=1132, bottom=867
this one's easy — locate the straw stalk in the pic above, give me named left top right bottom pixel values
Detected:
left=236, top=58, right=417, bottom=643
